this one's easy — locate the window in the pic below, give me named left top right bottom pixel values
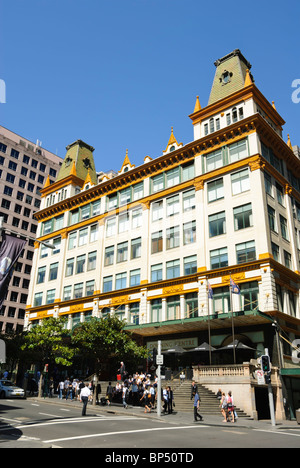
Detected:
left=118, top=213, right=129, bottom=233
left=130, top=303, right=140, bottom=325
left=104, top=246, right=114, bottom=266
left=183, top=221, right=196, bottom=244
left=63, top=286, right=72, bottom=301
left=151, top=299, right=162, bottom=322
left=213, top=287, right=230, bottom=314
left=87, top=251, right=97, bottom=271
left=210, top=247, right=228, bottom=269
left=166, top=226, right=180, bottom=249
left=78, top=228, right=88, bottom=246
left=280, top=215, right=289, bottom=241
left=183, top=189, right=195, bottom=211
left=207, top=178, right=224, bottom=202
left=81, top=204, right=90, bottom=221
left=152, top=173, right=164, bottom=193
left=37, top=266, right=46, bottom=284
left=206, top=149, right=223, bottom=172
left=184, top=255, right=197, bottom=275
left=231, top=169, right=250, bottom=195
left=130, top=269, right=141, bottom=287
left=90, top=224, right=98, bottom=243
left=182, top=162, right=195, bottom=181
left=151, top=264, right=163, bottom=282
left=166, top=167, right=180, bottom=188
left=185, top=293, right=198, bottom=318
left=34, top=292, right=43, bottom=307
left=133, top=182, right=144, bottom=201
left=233, top=203, right=253, bottom=230
left=228, top=139, right=248, bottom=162
left=271, top=242, right=280, bottom=262
left=264, top=173, right=273, bottom=196
left=236, top=241, right=256, bottom=264
left=268, top=205, right=277, bottom=232
left=131, top=238, right=141, bottom=259
left=92, top=200, right=101, bottom=217
left=68, top=232, right=77, bottom=250
left=240, top=282, right=259, bottom=312
left=106, top=218, right=116, bottom=237
left=209, top=211, right=226, bottom=237
left=152, top=200, right=163, bottom=221
left=66, top=258, right=75, bottom=277
left=49, top=263, right=59, bottom=281
left=76, top=254, right=86, bottom=274
left=117, top=242, right=128, bottom=263
left=284, top=250, right=292, bottom=269
left=116, top=272, right=127, bottom=290
left=46, top=289, right=56, bottom=305
left=151, top=231, right=163, bottom=254
left=167, top=296, right=180, bottom=320
left=166, top=195, right=179, bottom=216
left=120, top=187, right=131, bottom=206
left=166, top=259, right=180, bottom=279
left=86, top=280, right=95, bottom=296
left=276, top=182, right=285, bottom=206
left=103, top=276, right=113, bottom=293
left=132, top=208, right=142, bottom=228
left=74, top=283, right=83, bottom=299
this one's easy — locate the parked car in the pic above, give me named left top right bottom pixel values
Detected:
left=0, top=380, right=25, bottom=399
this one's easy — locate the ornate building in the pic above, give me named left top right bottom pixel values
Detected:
left=25, top=51, right=300, bottom=410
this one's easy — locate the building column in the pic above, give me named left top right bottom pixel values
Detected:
left=180, top=295, right=185, bottom=319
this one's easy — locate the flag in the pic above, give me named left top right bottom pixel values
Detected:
left=230, top=277, right=240, bottom=294
left=208, top=282, right=213, bottom=299
left=0, top=234, right=27, bottom=308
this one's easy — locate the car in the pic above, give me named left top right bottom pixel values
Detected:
left=0, top=380, right=25, bottom=399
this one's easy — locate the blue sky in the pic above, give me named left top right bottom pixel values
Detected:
left=1, top=0, right=299, bottom=172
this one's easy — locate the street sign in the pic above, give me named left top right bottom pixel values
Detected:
left=256, top=370, right=265, bottom=385
left=156, top=354, right=164, bottom=366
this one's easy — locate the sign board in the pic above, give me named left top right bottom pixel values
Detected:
left=156, top=355, right=164, bottom=366
left=256, top=370, right=265, bottom=385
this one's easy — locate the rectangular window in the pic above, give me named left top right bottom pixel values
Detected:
left=264, top=173, right=273, bottom=196
left=183, top=221, right=196, bottom=245
left=66, top=258, right=75, bottom=277
left=131, top=237, right=141, bottom=259
left=167, top=295, right=180, bottom=320
left=186, top=292, right=198, bottom=318
left=236, top=241, right=256, bottom=264
left=151, top=264, right=163, bottom=282
left=210, top=247, right=228, bottom=269
left=132, top=208, right=142, bottom=228
left=34, top=292, right=43, bottom=307
left=151, top=231, right=163, bottom=254
left=271, top=242, right=280, bottom=262
left=37, top=266, right=46, bottom=284
left=103, top=276, right=113, bottom=293
left=107, top=193, right=118, bottom=211
left=117, top=241, right=128, bottom=263
left=268, top=205, right=277, bottom=232
left=152, top=200, right=163, bottom=221
left=63, top=286, right=72, bottom=301
left=213, top=286, right=230, bottom=314
left=68, top=232, right=77, bottom=250
left=208, top=211, right=226, bottom=237
left=49, top=263, right=59, bottom=281
left=231, top=169, right=250, bottom=195
left=105, top=246, right=114, bottom=266
left=74, top=283, right=83, bottom=299
left=207, top=178, right=224, bottom=202
left=106, top=218, right=116, bottom=237
left=166, top=195, right=179, bottom=217
left=78, top=228, right=88, bottom=246
left=183, top=189, right=195, bottom=211
left=182, top=162, right=195, bottom=181
left=119, top=187, right=131, bottom=206
left=130, top=269, right=141, bottom=287
left=206, top=149, right=223, bottom=172
left=166, top=259, right=180, bottom=279
left=92, top=200, right=101, bottom=217
left=46, top=289, right=56, bottom=305
left=86, top=280, right=95, bottom=296
left=151, top=299, right=162, bottom=322
left=76, top=254, right=86, bottom=274
left=81, top=204, right=91, bottom=221
left=90, top=224, right=99, bottom=243
left=166, top=226, right=180, bottom=249
left=280, top=215, right=289, bottom=241
left=184, top=255, right=197, bottom=275
left=116, top=272, right=127, bottom=290
left=133, top=182, right=144, bottom=201
left=87, top=251, right=97, bottom=271
left=152, top=173, right=164, bottom=193
left=233, top=203, right=253, bottom=230
left=166, top=167, right=180, bottom=188
left=284, top=250, right=292, bottom=269
left=228, top=139, right=248, bottom=162
left=118, top=212, right=129, bottom=233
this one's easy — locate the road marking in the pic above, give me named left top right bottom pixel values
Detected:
left=43, top=424, right=209, bottom=444
left=31, top=404, right=40, bottom=407
left=39, top=412, right=63, bottom=418
left=0, top=417, right=23, bottom=424
left=60, top=409, right=71, bottom=412
left=254, top=429, right=300, bottom=438
left=222, top=430, right=247, bottom=435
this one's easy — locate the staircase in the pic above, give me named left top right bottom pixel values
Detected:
left=171, top=381, right=249, bottom=418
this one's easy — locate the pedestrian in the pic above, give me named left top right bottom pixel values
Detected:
left=140, top=387, right=151, bottom=413
left=220, top=392, right=228, bottom=422
left=191, top=380, right=198, bottom=400
left=57, top=380, right=64, bottom=399
left=227, top=391, right=235, bottom=423
left=118, top=361, right=126, bottom=381
left=106, top=381, right=113, bottom=406
left=162, top=387, right=168, bottom=413
left=193, top=391, right=203, bottom=422
left=66, top=380, right=73, bottom=401
left=122, top=384, right=129, bottom=409
left=167, top=386, right=174, bottom=414
left=80, top=383, right=91, bottom=416
left=48, top=377, right=54, bottom=398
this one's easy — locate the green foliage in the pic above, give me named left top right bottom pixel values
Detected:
left=21, top=317, right=76, bottom=367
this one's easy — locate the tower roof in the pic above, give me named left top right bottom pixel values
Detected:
left=56, top=140, right=98, bottom=185
left=208, top=49, right=254, bottom=105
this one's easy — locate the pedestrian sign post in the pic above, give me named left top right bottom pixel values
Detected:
left=156, top=355, right=164, bottom=366
left=256, top=370, right=265, bottom=385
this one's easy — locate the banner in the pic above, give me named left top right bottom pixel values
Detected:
left=230, top=277, right=240, bottom=294
left=0, top=234, right=27, bottom=308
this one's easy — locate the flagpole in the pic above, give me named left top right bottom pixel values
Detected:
left=207, top=282, right=213, bottom=366
left=230, top=275, right=236, bottom=365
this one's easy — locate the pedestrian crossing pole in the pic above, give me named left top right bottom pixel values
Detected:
left=157, top=340, right=162, bottom=417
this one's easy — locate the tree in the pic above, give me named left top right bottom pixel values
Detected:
left=71, top=316, right=149, bottom=404
left=21, top=317, right=76, bottom=397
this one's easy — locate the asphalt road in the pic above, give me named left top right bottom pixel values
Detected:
left=1, top=398, right=300, bottom=452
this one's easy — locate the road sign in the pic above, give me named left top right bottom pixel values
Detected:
left=156, top=355, right=164, bottom=366
left=256, top=370, right=265, bottom=385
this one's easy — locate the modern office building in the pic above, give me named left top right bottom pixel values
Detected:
left=25, top=50, right=300, bottom=418
left=0, top=126, right=63, bottom=332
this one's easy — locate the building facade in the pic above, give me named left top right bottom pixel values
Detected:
left=25, top=51, right=300, bottom=413
left=0, top=126, right=63, bottom=332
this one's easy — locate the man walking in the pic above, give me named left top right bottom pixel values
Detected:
left=80, top=383, right=91, bottom=416
left=193, top=390, right=203, bottom=422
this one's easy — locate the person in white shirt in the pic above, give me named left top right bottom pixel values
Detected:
left=80, top=384, right=91, bottom=416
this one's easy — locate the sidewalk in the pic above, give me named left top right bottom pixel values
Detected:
left=33, top=395, right=300, bottom=431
